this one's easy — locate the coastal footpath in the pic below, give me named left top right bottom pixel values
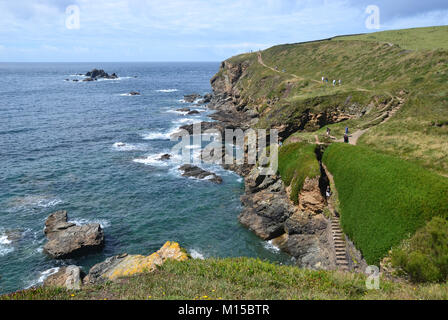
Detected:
left=2, top=26, right=448, bottom=300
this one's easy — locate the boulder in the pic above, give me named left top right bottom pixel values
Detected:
left=43, top=266, right=84, bottom=290
left=176, top=108, right=191, bottom=113
left=129, top=91, right=141, bottom=96
left=184, top=94, right=201, bottom=103
left=187, top=110, right=200, bottom=115
left=179, top=165, right=223, bottom=184
left=84, top=241, right=188, bottom=284
left=43, top=211, right=105, bottom=259
left=159, top=154, right=171, bottom=161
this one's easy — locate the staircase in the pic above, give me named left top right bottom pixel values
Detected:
left=331, top=215, right=349, bottom=271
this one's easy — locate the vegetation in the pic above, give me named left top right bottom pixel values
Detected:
left=322, top=143, right=448, bottom=265
left=278, top=142, right=320, bottom=204
left=3, top=258, right=448, bottom=300
left=225, top=26, right=448, bottom=175
left=391, top=217, right=448, bottom=283
left=336, top=26, right=448, bottom=51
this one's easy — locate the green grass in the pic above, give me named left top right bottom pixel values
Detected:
left=391, top=217, right=448, bottom=283
left=3, top=258, right=448, bottom=300
left=278, top=142, right=320, bottom=204
left=322, top=143, right=448, bottom=265
left=336, top=26, right=448, bottom=51
left=220, top=26, right=448, bottom=175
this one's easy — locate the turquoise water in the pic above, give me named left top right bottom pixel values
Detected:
left=0, top=62, right=292, bottom=294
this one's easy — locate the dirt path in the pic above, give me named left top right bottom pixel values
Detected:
left=336, top=96, right=405, bottom=145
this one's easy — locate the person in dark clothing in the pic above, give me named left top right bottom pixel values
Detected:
left=344, top=134, right=349, bottom=143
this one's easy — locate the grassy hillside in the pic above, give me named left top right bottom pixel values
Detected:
left=278, top=142, right=320, bottom=204
left=336, top=26, right=448, bottom=51
left=322, top=143, right=448, bottom=265
left=223, top=26, right=448, bottom=175
left=3, top=258, right=448, bottom=300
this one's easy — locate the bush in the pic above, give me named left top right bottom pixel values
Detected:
left=278, top=142, right=320, bottom=204
left=323, top=143, right=448, bottom=264
left=391, top=217, right=448, bottom=283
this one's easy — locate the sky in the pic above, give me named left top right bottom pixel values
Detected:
left=0, top=0, right=447, bottom=62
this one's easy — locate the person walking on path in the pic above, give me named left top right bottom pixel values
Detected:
left=344, top=133, right=349, bottom=144
left=345, top=127, right=349, bottom=134
left=326, top=127, right=331, bottom=136
left=333, top=79, right=336, bottom=86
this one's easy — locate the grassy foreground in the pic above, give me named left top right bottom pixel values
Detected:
left=323, top=143, right=448, bottom=265
left=2, top=258, right=448, bottom=300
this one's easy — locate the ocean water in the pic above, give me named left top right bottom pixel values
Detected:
left=0, top=62, right=292, bottom=294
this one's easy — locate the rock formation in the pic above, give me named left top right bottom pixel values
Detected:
left=43, top=211, right=105, bottom=259
left=44, top=266, right=84, bottom=290
left=84, top=241, right=188, bottom=284
left=179, top=165, right=223, bottom=184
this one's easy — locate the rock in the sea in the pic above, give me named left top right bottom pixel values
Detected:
left=184, top=94, right=201, bottom=103
left=84, top=241, right=188, bottom=284
left=176, top=108, right=191, bottom=113
left=179, top=165, right=223, bottom=184
left=85, top=69, right=118, bottom=80
left=159, top=154, right=171, bottom=161
left=43, top=211, right=105, bottom=259
left=44, top=266, right=84, bottom=290
left=187, top=110, right=200, bottom=115
left=129, top=91, right=141, bottom=96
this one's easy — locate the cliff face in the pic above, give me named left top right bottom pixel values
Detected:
left=209, top=61, right=338, bottom=270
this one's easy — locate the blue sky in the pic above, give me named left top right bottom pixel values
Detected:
left=0, top=0, right=447, bottom=62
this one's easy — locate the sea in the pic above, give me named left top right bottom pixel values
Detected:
left=0, top=62, right=292, bottom=294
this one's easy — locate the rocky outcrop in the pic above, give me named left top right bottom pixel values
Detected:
left=129, top=91, right=141, bottom=96
left=84, top=69, right=118, bottom=81
left=84, top=241, right=188, bottom=284
left=44, top=266, right=84, bottom=290
left=179, top=165, right=223, bottom=184
left=297, top=177, right=326, bottom=214
left=159, top=154, right=172, bottom=161
left=43, top=211, right=105, bottom=259
left=184, top=94, right=201, bottom=103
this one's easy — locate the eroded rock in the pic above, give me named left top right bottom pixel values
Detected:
left=43, top=211, right=105, bottom=259
left=84, top=241, right=188, bottom=284
left=44, top=266, right=84, bottom=290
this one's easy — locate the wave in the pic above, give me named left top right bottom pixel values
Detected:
left=119, top=93, right=140, bottom=97
left=173, top=118, right=202, bottom=125
left=189, top=249, right=205, bottom=260
left=7, top=195, right=63, bottom=212
left=133, top=152, right=182, bottom=167
left=69, top=218, right=111, bottom=229
left=0, top=234, right=14, bottom=257
left=156, top=89, right=178, bottom=93
left=25, top=267, right=60, bottom=289
left=263, top=240, right=280, bottom=253
left=140, top=127, right=180, bottom=141
left=112, top=142, right=145, bottom=152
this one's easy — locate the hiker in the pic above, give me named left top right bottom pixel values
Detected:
left=326, top=186, right=332, bottom=198
left=344, top=133, right=349, bottom=144
left=326, top=127, right=331, bottom=136
left=339, top=79, right=342, bottom=85
left=333, top=79, right=336, bottom=86
left=345, top=127, right=349, bottom=134
left=322, top=76, right=325, bottom=83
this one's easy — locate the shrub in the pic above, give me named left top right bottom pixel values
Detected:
left=391, top=217, right=448, bottom=283
left=278, top=142, right=320, bottom=204
left=323, top=143, right=448, bottom=264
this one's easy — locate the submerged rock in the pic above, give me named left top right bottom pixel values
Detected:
left=179, top=165, right=223, bottom=184
left=44, top=266, right=84, bottom=290
left=43, top=211, right=105, bottom=259
left=184, top=94, right=201, bottom=103
left=84, top=241, right=188, bottom=284
left=129, top=91, right=141, bottom=96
